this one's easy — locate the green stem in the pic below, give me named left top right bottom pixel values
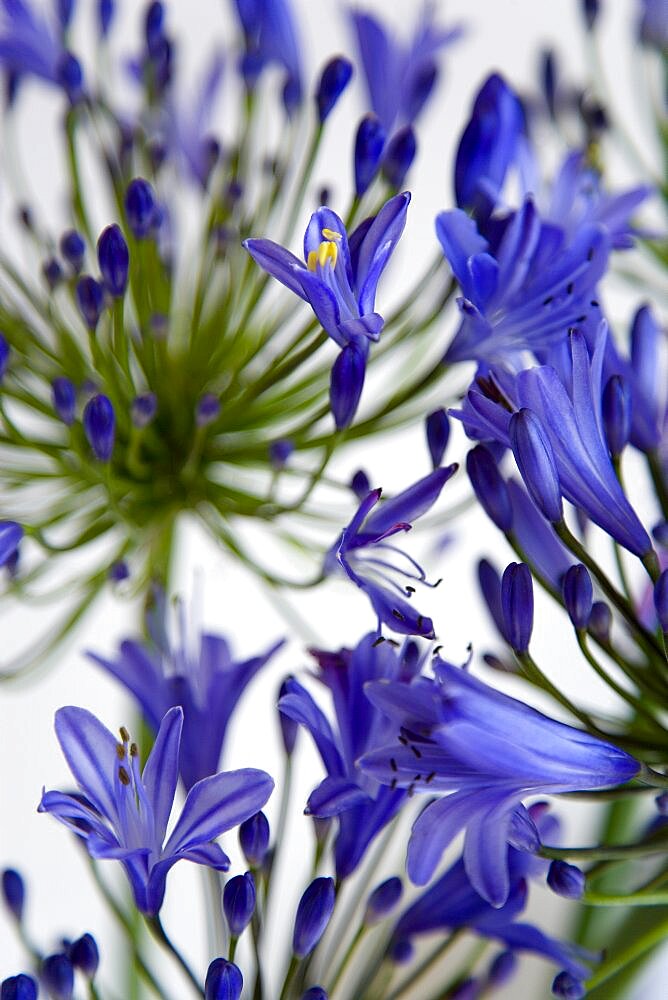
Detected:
left=146, top=915, right=204, bottom=997
left=384, top=931, right=463, bottom=1000
left=326, top=924, right=366, bottom=996
left=278, top=955, right=299, bottom=1000
left=586, top=914, right=668, bottom=990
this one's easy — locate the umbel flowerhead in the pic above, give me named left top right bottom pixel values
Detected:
left=39, top=706, right=273, bottom=914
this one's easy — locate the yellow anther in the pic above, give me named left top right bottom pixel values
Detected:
left=307, top=240, right=338, bottom=272
left=321, top=228, right=342, bottom=242
left=307, top=249, right=318, bottom=272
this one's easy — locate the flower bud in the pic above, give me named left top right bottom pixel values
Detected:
left=75, top=276, right=105, bottom=330
left=0, top=335, right=9, bottom=381
left=467, top=445, right=513, bottom=532
left=562, top=564, right=593, bottom=631
left=552, top=970, right=585, bottom=999
left=0, top=522, right=23, bottom=568
left=364, top=877, right=402, bottom=924
left=382, top=126, right=417, bottom=189
left=547, top=860, right=585, bottom=899
left=43, top=257, right=63, bottom=290
left=97, top=224, right=129, bottom=297
left=145, top=2, right=166, bottom=55
left=425, top=409, right=450, bottom=468
left=125, top=179, right=157, bottom=238
left=98, top=0, right=115, bottom=38
left=330, top=340, right=366, bottom=429
left=196, top=393, right=220, bottom=427
left=223, top=872, right=255, bottom=936
left=56, top=52, right=84, bottom=104
left=68, top=933, right=99, bottom=978
left=602, top=375, right=631, bottom=458
left=501, top=562, right=534, bottom=652
left=350, top=469, right=370, bottom=500
left=540, top=49, right=558, bottom=120
left=581, top=0, right=600, bottom=31
left=447, top=980, right=479, bottom=1000
left=487, top=950, right=516, bottom=988
left=41, top=954, right=74, bottom=1000
left=292, top=877, right=335, bottom=958
left=302, top=990, right=328, bottom=1000
left=477, top=558, right=505, bottom=639
left=354, top=115, right=386, bottom=197
left=83, top=394, right=115, bottom=461
left=389, top=938, right=414, bottom=964
left=510, top=409, right=563, bottom=523
left=60, top=229, right=85, bottom=273
left=109, top=560, right=130, bottom=582
left=204, top=958, right=243, bottom=1000
left=51, top=377, right=76, bottom=425
left=588, top=600, right=611, bottom=642
left=316, top=57, right=353, bottom=123
left=0, top=975, right=38, bottom=1000
left=278, top=679, right=299, bottom=755
left=269, top=439, right=294, bottom=469
left=132, top=393, right=157, bottom=428
left=653, top=521, right=668, bottom=547
left=654, top=569, right=668, bottom=631
left=239, top=812, right=270, bottom=868
left=1, top=870, right=24, bottom=922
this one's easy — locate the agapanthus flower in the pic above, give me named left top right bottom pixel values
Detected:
left=89, top=599, right=283, bottom=789
left=391, top=805, right=595, bottom=992
left=360, top=655, right=638, bottom=905
left=278, top=634, right=422, bottom=877
left=453, top=325, right=654, bottom=558
left=244, top=193, right=410, bottom=427
left=438, top=198, right=609, bottom=365
left=39, top=706, right=274, bottom=914
left=0, top=0, right=83, bottom=103
left=350, top=6, right=463, bottom=136
left=233, top=0, right=303, bottom=113
left=324, top=467, right=456, bottom=637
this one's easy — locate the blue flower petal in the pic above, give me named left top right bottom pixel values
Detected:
left=142, top=706, right=182, bottom=847
left=242, top=238, right=307, bottom=299
left=53, top=707, right=120, bottom=823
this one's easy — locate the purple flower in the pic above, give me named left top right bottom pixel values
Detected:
left=233, top=0, right=303, bottom=113
left=39, top=706, right=273, bottom=915
left=324, top=467, right=456, bottom=637
left=244, top=193, right=410, bottom=428
left=0, top=0, right=83, bottom=102
left=89, top=601, right=283, bottom=790
left=360, top=656, right=638, bottom=905
left=350, top=7, right=463, bottom=136
left=278, top=634, right=422, bottom=877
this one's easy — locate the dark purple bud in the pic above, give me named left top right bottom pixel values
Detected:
left=41, top=954, right=74, bottom=1000
left=350, top=469, right=370, bottom=500
left=269, top=439, right=294, bottom=469
left=354, top=115, right=386, bottom=197
left=478, top=558, right=506, bottom=639
left=75, top=276, right=105, bottom=330
left=132, top=392, right=157, bottom=428
left=588, top=600, right=612, bottom=642
left=150, top=313, right=168, bottom=340
left=330, top=340, right=366, bottom=429
left=602, top=375, right=631, bottom=458
left=581, top=0, right=600, bottom=31
left=204, top=958, right=243, bottom=1000
left=282, top=74, right=302, bottom=116
left=278, top=679, right=298, bottom=755
left=83, top=394, right=115, bottom=461
left=125, top=178, right=157, bottom=238
left=292, top=877, right=335, bottom=957
left=466, top=445, right=513, bottom=532
left=552, top=971, right=586, bottom=999
left=510, top=408, right=563, bottom=523
left=56, top=52, right=84, bottom=103
left=389, top=939, right=414, bottom=964
left=0, top=522, right=23, bottom=568
left=98, top=0, right=115, bottom=37
left=501, top=562, right=534, bottom=652
left=654, top=570, right=668, bottom=631
left=301, top=989, right=328, bottom=1000
left=1, top=870, right=24, bottom=922
left=562, top=564, right=593, bottom=630
left=487, top=950, right=517, bottom=988
left=43, top=257, right=63, bottom=290
left=52, top=377, right=76, bottom=425
left=68, top=934, right=99, bottom=977
left=60, top=229, right=85, bottom=273
left=239, top=811, right=270, bottom=868
left=0, top=335, right=9, bottom=379
left=547, top=860, right=585, bottom=899
left=196, top=393, right=220, bottom=427
left=653, top=521, right=668, bottom=547
left=540, top=49, right=558, bottom=119
left=382, top=126, right=417, bottom=189
left=109, top=560, right=130, bottom=582
left=145, top=2, right=165, bottom=55
left=425, top=409, right=450, bottom=468
left=0, top=975, right=38, bottom=1000
left=56, top=0, right=75, bottom=29
left=97, top=224, right=129, bottom=297
left=365, top=877, right=402, bottom=924
left=223, top=872, right=256, bottom=936
left=483, top=652, right=519, bottom=674
left=316, top=57, right=353, bottom=123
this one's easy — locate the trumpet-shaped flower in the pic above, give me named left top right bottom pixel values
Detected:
left=244, top=193, right=410, bottom=427
left=360, top=656, right=638, bottom=905
left=278, top=634, right=422, bottom=878
left=39, top=706, right=274, bottom=914
left=89, top=603, right=283, bottom=790
left=324, top=467, right=456, bottom=637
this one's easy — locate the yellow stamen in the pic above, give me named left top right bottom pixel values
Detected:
left=307, top=240, right=338, bottom=272
left=321, top=228, right=342, bottom=242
